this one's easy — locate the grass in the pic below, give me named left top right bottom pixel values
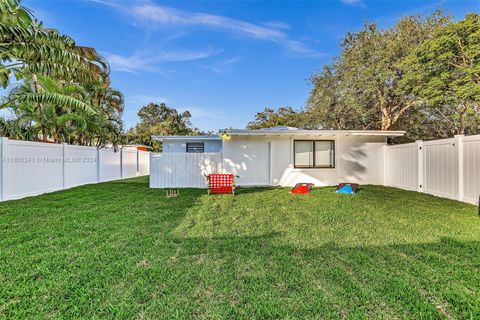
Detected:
left=1, top=176, right=479, bottom=319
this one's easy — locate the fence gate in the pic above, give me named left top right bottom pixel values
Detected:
left=384, top=134, right=480, bottom=205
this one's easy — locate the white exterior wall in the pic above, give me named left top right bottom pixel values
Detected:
left=163, top=139, right=222, bottom=153
left=222, top=136, right=271, bottom=185
left=222, top=135, right=386, bottom=187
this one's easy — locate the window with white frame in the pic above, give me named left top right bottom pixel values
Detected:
left=294, top=140, right=335, bottom=168
left=186, top=142, right=204, bottom=153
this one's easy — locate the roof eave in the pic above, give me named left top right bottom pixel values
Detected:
left=224, top=130, right=405, bottom=137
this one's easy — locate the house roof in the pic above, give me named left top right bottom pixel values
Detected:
left=152, top=127, right=405, bottom=141
left=152, top=135, right=221, bottom=141
left=223, top=127, right=405, bottom=137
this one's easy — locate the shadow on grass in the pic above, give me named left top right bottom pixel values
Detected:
left=168, top=232, right=480, bottom=319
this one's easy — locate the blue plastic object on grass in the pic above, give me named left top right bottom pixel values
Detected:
left=336, top=184, right=355, bottom=194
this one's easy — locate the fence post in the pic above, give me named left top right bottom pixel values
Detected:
left=149, top=152, right=152, bottom=187
left=62, top=143, right=67, bottom=189
left=454, top=135, right=464, bottom=201
left=97, top=148, right=100, bottom=183
left=120, top=148, right=124, bottom=179
left=0, top=137, right=7, bottom=201
left=416, top=140, right=424, bottom=192
left=136, top=150, right=139, bottom=176
left=382, top=145, right=387, bottom=186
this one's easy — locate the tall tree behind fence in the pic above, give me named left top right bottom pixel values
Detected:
left=385, top=135, right=480, bottom=205
left=0, top=138, right=150, bottom=201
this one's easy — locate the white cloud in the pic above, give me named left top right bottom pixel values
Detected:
left=200, top=57, right=241, bottom=74
left=339, top=0, right=366, bottom=6
left=94, top=0, right=320, bottom=56
left=132, top=4, right=285, bottom=40
left=103, top=48, right=221, bottom=73
left=261, top=21, right=291, bottom=30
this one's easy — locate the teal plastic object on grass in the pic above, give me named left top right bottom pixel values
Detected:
left=336, top=184, right=355, bottom=194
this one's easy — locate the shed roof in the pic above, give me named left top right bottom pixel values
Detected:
left=152, top=135, right=221, bottom=142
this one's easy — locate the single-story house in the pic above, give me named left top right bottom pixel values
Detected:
left=151, top=126, right=404, bottom=187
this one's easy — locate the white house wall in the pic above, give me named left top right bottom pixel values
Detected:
left=163, top=140, right=222, bottom=153
left=222, top=136, right=272, bottom=185
left=222, top=135, right=386, bottom=187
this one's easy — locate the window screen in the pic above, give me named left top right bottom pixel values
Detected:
left=294, top=141, right=313, bottom=168
left=314, top=141, right=335, bottom=168
left=294, top=140, right=335, bottom=168
left=186, top=142, right=204, bottom=153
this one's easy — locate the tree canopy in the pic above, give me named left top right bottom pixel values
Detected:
left=400, top=13, right=480, bottom=137
left=124, top=103, right=203, bottom=151
left=250, top=11, right=479, bottom=142
left=247, top=107, right=305, bottom=129
left=0, top=0, right=123, bottom=146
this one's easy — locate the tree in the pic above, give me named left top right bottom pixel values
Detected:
left=125, top=103, right=200, bottom=150
left=3, top=75, right=124, bottom=146
left=307, top=11, right=451, bottom=137
left=0, top=0, right=125, bottom=147
left=247, top=107, right=305, bottom=129
left=0, top=0, right=108, bottom=88
left=400, top=13, right=480, bottom=136
left=307, top=65, right=374, bottom=130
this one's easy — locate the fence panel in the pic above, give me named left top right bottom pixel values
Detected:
left=122, top=149, right=138, bottom=179
left=384, top=135, right=479, bottom=205
left=64, top=145, right=98, bottom=188
left=138, top=151, right=150, bottom=176
left=2, top=139, right=64, bottom=200
left=384, top=142, right=418, bottom=191
left=98, top=149, right=121, bottom=182
left=462, top=135, right=480, bottom=204
left=423, top=139, right=456, bottom=199
left=150, top=152, right=223, bottom=188
left=0, top=138, right=150, bottom=201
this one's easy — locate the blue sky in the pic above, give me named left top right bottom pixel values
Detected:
left=25, top=0, right=479, bottom=131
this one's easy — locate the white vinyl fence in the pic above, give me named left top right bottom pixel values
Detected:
left=150, top=152, right=222, bottom=188
left=0, top=137, right=149, bottom=201
left=385, top=135, right=480, bottom=205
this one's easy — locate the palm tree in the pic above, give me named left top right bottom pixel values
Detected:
left=0, top=0, right=108, bottom=87
left=82, top=79, right=125, bottom=147
left=0, top=0, right=108, bottom=120
left=0, top=0, right=127, bottom=147
left=5, top=75, right=91, bottom=142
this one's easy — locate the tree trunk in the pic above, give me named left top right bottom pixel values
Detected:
left=31, top=74, right=48, bottom=142
left=381, top=114, right=391, bottom=130
left=458, top=104, right=467, bottom=135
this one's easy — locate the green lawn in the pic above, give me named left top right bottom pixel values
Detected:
left=1, top=177, right=479, bottom=319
